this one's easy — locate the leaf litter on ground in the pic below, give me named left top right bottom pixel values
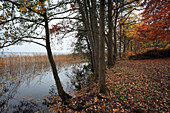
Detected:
left=46, top=58, right=170, bottom=113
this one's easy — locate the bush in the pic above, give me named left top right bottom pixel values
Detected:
left=129, top=48, right=170, bottom=60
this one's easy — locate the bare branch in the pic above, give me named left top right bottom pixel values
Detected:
left=47, top=1, right=76, bottom=11
left=117, top=0, right=139, bottom=10
left=14, top=17, right=45, bottom=26
left=49, top=17, right=82, bottom=22
left=0, top=18, right=15, bottom=25
left=23, top=36, right=45, bottom=40
left=21, top=40, right=46, bottom=47
left=49, top=8, right=79, bottom=18
left=0, top=38, right=22, bottom=49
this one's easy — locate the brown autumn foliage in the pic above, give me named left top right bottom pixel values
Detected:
left=134, top=0, right=170, bottom=42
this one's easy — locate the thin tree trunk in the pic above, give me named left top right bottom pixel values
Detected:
left=134, top=43, right=137, bottom=54
left=84, top=0, right=97, bottom=80
left=119, top=0, right=124, bottom=60
left=123, top=29, right=126, bottom=53
left=43, top=11, right=71, bottom=102
left=130, top=41, right=133, bottom=56
left=113, top=10, right=118, bottom=64
left=105, top=36, right=109, bottom=47
left=85, top=36, right=94, bottom=73
left=127, top=39, right=130, bottom=52
left=113, top=0, right=119, bottom=64
left=98, top=0, right=106, bottom=94
left=107, top=0, right=113, bottom=66
left=119, top=24, right=122, bottom=60
left=77, top=0, right=96, bottom=78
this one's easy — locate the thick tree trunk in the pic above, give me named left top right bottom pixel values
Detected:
left=89, top=0, right=99, bottom=80
left=98, top=0, right=106, bottom=94
left=107, top=0, right=113, bottom=66
left=43, top=12, right=71, bottom=102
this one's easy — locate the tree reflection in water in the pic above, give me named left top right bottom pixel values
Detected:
left=66, top=63, right=91, bottom=90
left=11, top=100, right=42, bottom=113
left=0, top=70, right=52, bottom=113
left=0, top=62, right=89, bottom=112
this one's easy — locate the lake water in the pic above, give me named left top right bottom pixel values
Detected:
left=0, top=63, right=88, bottom=113
left=0, top=52, right=70, bottom=57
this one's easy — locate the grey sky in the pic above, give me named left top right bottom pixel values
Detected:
left=0, top=0, right=77, bottom=53
left=1, top=36, right=74, bottom=53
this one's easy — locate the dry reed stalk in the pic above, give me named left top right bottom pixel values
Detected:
left=0, top=54, right=86, bottom=78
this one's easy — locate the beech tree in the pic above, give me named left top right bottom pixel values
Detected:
left=75, top=0, right=141, bottom=94
left=107, top=0, right=113, bottom=66
left=135, top=0, right=170, bottom=42
left=98, top=0, right=106, bottom=93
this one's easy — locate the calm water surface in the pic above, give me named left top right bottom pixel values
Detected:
left=0, top=63, right=87, bottom=113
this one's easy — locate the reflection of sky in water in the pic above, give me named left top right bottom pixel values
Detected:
left=0, top=63, right=88, bottom=112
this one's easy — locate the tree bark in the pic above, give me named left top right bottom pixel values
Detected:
left=107, top=0, right=113, bottom=66
left=113, top=10, right=118, bottom=64
left=130, top=41, right=133, bottom=56
left=89, top=0, right=99, bottom=80
left=113, top=0, right=119, bottom=64
left=43, top=11, right=71, bottom=102
left=98, top=0, right=106, bottom=94
left=123, top=35, right=126, bottom=54
left=119, top=0, right=124, bottom=60
left=119, top=24, right=122, bottom=60
left=77, top=0, right=97, bottom=80
left=85, top=36, right=94, bottom=73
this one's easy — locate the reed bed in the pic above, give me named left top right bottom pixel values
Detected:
left=0, top=54, right=85, bottom=78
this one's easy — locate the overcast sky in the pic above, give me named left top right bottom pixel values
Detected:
left=0, top=1, right=142, bottom=53
left=0, top=0, right=77, bottom=53
left=0, top=36, right=74, bottom=53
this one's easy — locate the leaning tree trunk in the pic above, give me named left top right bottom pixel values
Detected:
left=85, top=36, right=94, bottom=73
left=43, top=11, right=71, bottom=102
left=83, top=0, right=97, bottom=80
left=98, top=0, right=106, bottom=94
left=78, top=0, right=97, bottom=80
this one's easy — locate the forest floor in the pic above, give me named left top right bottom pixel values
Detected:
left=48, top=58, right=170, bottom=113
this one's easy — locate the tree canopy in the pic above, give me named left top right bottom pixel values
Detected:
left=135, top=0, right=170, bottom=42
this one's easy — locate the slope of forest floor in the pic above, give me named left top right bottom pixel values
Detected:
left=47, top=58, right=170, bottom=113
